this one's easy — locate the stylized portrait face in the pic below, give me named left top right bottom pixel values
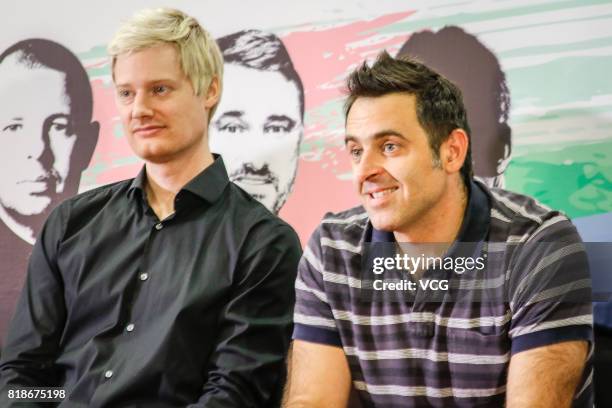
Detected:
left=210, top=63, right=303, bottom=213
left=0, top=57, right=77, bottom=217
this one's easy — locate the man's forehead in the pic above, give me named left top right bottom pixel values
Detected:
left=347, top=94, right=417, bottom=125
left=0, top=56, right=66, bottom=85
left=220, top=65, right=301, bottom=119
left=0, top=61, right=71, bottom=116
left=345, top=94, right=422, bottom=143
left=113, top=44, right=185, bottom=86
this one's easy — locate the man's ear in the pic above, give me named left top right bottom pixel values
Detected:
left=440, top=128, right=469, bottom=174
left=204, top=76, right=220, bottom=109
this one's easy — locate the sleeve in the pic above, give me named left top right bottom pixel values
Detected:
left=189, top=222, right=302, bottom=408
left=292, top=223, right=342, bottom=347
left=507, top=216, right=593, bottom=355
left=0, top=203, right=69, bottom=406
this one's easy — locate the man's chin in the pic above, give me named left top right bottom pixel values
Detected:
left=6, top=196, right=52, bottom=217
left=235, top=181, right=278, bottom=212
left=366, top=212, right=399, bottom=233
left=136, top=150, right=173, bottom=164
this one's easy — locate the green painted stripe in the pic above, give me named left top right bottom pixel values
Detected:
left=511, top=139, right=612, bottom=158
left=375, top=0, right=610, bottom=36
left=477, top=12, right=612, bottom=36
left=77, top=45, right=108, bottom=60
left=512, top=105, right=612, bottom=124
left=507, top=56, right=612, bottom=107
left=86, top=66, right=111, bottom=78
left=505, top=139, right=612, bottom=218
left=500, top=35, right=612, bottom=59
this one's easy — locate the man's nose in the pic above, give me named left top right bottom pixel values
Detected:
left=132, top=92, right=154, bottom=119
left=29, top=126, right=55, bottom=171
left=354, top=149, right=384, bottom=185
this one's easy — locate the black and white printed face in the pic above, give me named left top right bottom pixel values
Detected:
left=0, top=57, right=76, bottom=217
left=210, top=64, right=303, bottom=213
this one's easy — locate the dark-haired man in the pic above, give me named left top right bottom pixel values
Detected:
left=211, top=30, right=304, bottom=214
left=284, top=52, right=592, bottom=407
left=0, top=39, right=99, bottom=347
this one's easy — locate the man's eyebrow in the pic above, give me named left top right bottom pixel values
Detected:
left=46, top=113, right=70, bottom=121
left=218, top=111, right=244, bottom=118
left=344, top=129, right=406, bottom=145
left=10, top=117, right=23, bottom=121
left=265, top=115, right=296, bottom=126
left=114, top=79, right=179, bottom=88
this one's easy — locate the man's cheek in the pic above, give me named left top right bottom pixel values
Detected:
left=50, top=136, right=78, bottom=181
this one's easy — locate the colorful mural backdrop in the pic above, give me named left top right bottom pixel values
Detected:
left=78, top=0, right=612, bottom=241
left=1, top=0, right=611, bottom=343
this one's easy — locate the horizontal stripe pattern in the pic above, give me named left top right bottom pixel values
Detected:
left=294, top=182, right=592, bottom=406
left=353, top=380, right=507, bottom=398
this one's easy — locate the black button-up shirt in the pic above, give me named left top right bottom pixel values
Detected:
left=0, top=155, right=302, bottom=407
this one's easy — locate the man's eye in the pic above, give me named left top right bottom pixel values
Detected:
left=153, top=85, right=168, bottom=95
left=219, top=124, right=246, bottom=134
left=50, top=123, right=68, bottom=132
left=264, top=125, right=289, bottom=134
left=2, top=123, right=22, bottom=132
left=349, top=147, right=363, bottom=160
left=117, top=89, right=132, bottom=99
left=383, top=143, right=397, bottom=153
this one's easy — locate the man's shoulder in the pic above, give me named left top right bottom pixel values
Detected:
left=484, top=183, right=576, bottom=241
left=308, top=205, right=369, bottom=247
left=50, top=179, right=135, bottom=223
left=64, top=179, right=133, bottom=206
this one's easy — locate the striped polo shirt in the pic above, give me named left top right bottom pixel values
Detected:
left=293, top=180, right=593, bottom=407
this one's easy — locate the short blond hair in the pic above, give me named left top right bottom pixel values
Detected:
left=108, top=8, right=223, bottom=117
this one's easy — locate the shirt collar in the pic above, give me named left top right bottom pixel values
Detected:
left=370, top=179, right=490, bottom=245
left=127, top=154, right=230, bottom=204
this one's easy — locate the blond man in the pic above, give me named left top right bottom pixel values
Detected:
left=0, top=8, right=301, bottom=407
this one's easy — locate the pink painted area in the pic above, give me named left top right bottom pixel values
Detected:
left=282, top=10, right=415, bottom=111
left=90, top=78, right=140, bottom=183
left=279, top=156, right=359, bottom=243
left=279, top=10, right=415, bottom=243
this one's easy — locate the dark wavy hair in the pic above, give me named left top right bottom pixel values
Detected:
left=217, top=29, right=304, bottom=119
left=345, top=50, right=473, bottom=186
left=0, top=38, right=94, bottom=130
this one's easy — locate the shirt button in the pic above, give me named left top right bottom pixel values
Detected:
left=104, top=370, right=113, bottom=379
left=139, top=272, right=149, bottom=281
left=126, top=323, right=135, bottom=332
left=155, top=223, right=163, bottom=230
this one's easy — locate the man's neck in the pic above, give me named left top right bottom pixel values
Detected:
left=393, top=178, right=469, bottom=245
left=144, top=145, right=214, bottom=220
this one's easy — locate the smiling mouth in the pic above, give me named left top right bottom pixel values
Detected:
left=368, top=187, right=398, bottom=199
